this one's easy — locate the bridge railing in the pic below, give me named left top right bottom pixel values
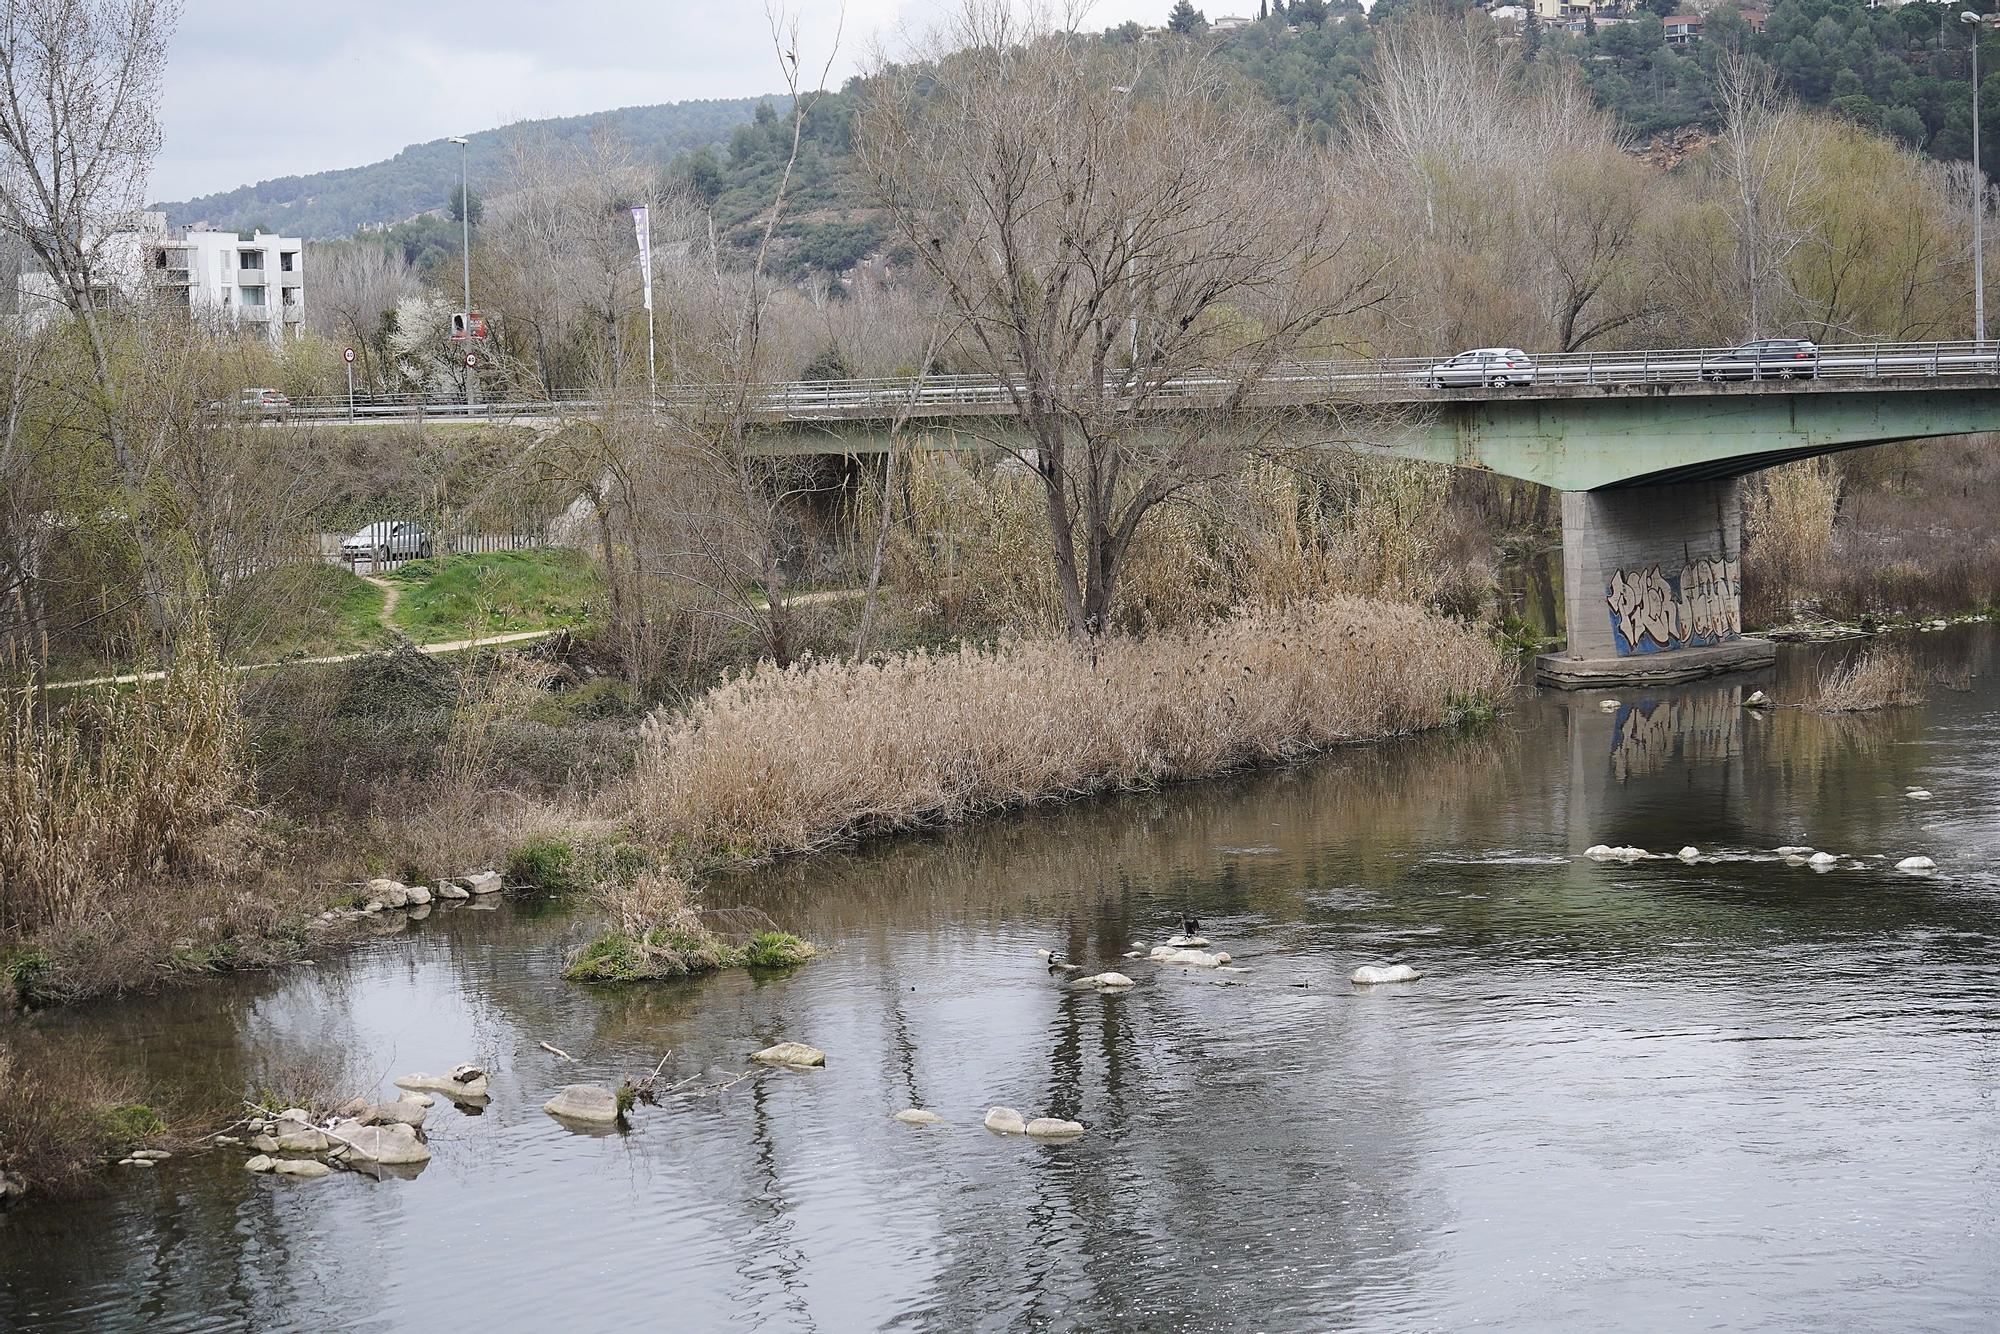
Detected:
left=271, top=340, right=2000, bottom=423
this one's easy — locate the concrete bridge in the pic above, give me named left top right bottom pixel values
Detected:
left=280, top=341, right=2000, bottom=685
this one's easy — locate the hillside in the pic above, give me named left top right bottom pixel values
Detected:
left=155, top=98, right=776, bottom=238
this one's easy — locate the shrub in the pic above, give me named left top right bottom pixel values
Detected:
left=0, top=1038, right=149, bottom=1198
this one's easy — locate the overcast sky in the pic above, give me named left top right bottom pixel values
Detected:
left=153, top=0, right=1180, bottom=200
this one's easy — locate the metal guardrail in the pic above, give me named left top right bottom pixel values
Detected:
left=264, top=341, right=2000, bottom=426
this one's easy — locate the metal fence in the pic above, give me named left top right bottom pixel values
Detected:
left=326, top=526, right=549, bottom=574
left=267, top=339, right=2000, bottom=428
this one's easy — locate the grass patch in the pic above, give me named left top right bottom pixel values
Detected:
left=0, top=1038, right=151, bottom=1198
left=741, top=931, right=817, bottom=968
left=388, top=549, right=601, bottom=642
left=560, top=923, right=807, bottom=983
left=224, top=562, right=387, bottom=663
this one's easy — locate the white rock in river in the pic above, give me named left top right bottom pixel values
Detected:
left=1678, top=847, right=1700, bottom=861
left=1077, top=972, right=1135, bottom=990
left=404, top=884, right=433, bottom=906
left=1744, top=690, right=1772, bottom=709
left=1166, top=935, right=1209, bottom=948
left=271, top=1159, right=331, bottom=1179
left=244, top=1155, right=275, bottom=1173
left=1212, top=952, right=1233, bottom=965
left=271, top=1116, right=328, bottom=1153
left=129, top=1149, right=170, bottom=1161
left=1128, top=940, right=1146, bottom=950
left=893, top=1109, right=943, bottom=1125
left=1905, top=789, right=1933, bottom=800
left=983, top=1106, right=1027, bottom=1135
left=1897, top=856, right=1937, bottom=871
left=1784, top=855, right=1809, bottom=867
left=435, top=882, right=471, bottom=900
left=249, top=1134, right=280, bottom=1154
left=1122, top=951, right=1144, bottom=960
left=752, top=1042, right=826, bottom=1068
left=1351, top=964, right=1423, bottom=985
left=1155, top=948, right=1223, bottom=968
left=461, top=870, right=504, bottom=895
left=326, top=1120, right=430, bottom=1166
left=1775, top=846, right=1813, bottom=856
left=1808, top=852, right=1839, bottom=867
left=398, top=1091, right=435, bottom=1108
left=543, top=1085, right=622, bottom=1125
left=1024, top=1117, right=1085, bottom=1140
left=1585, top=845, right=1614, bottom=860
left=366, top=879, right=410, bottom=909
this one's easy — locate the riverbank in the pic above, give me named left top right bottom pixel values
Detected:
left=4, top=624, right=1993, bottom=1327
left=0, top=596, right=1507, bottom=1196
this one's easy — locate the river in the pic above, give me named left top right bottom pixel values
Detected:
left=3, top=628, right=1998, bottom=1331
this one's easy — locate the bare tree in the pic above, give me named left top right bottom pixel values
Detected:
left=859, top=1, right=1381, bottom=638
left=305, top=238, right=419, bottom=388
left=0, top=0, right=181, bottom=642
left=1715, top=54, right=1822, bottom=339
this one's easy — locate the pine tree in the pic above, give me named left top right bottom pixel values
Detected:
left=1167, top=0, right=1208, bottom=35
left=1523, top=7, right=1542, bottom=61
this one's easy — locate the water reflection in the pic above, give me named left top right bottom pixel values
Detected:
left=3, top=629, right=1998, bottom=1331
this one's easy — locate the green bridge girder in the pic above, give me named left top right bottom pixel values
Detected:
left=752, top=377, right=2000, bottom=491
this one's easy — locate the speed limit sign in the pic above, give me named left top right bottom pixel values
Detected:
left=342, top=346, right=355, bottom=363
left=464, top=353, right=477, bottom=368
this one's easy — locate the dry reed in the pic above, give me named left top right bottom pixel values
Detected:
left=1808, top=644, right=1927, bottom=712
left=0, top=621, right=246, bottom=937
left=629, top=597, right=1512, bottom=861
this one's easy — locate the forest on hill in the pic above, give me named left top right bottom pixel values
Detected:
left=153, top=98, right=773, bottom=238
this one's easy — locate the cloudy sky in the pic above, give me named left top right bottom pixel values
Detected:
left=154, top=0, right=1177, bottom=200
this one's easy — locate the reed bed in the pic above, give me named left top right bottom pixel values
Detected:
left=630, top=597, right=1512, bottom=861
left=1807, top=645, right=1927, bottom=713
left=1, top=624, right=245, bottom=938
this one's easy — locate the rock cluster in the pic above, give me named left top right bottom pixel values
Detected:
left=307, top=869, right=502, bottom=932
left=984, top=1106, right=1085, bottom=1140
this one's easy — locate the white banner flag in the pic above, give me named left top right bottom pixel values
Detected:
left=632, top=205, right=653, bottom=312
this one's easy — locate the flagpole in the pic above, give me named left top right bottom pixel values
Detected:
left=632, top=205, right=658, bottom=413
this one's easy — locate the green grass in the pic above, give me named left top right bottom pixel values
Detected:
left=225, top=562, right=387, bottom=662
left=387, top=549, right=601, bottom=642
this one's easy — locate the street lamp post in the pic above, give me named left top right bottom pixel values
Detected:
left=450, top=135, right=473, bottom=408
left=1962, top=12, right=1996, bottom=348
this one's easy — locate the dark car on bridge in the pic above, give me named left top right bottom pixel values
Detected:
left=1706, top=338, right=1820, bottom=380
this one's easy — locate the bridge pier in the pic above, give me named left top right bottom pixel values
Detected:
left=1536, top=478, right=1776, bottom=688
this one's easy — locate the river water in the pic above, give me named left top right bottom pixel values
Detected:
left=3, top=629, right=1999, bottom=1332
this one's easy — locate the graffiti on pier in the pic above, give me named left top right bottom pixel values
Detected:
left=1605, top=557, right=1741, bottom=655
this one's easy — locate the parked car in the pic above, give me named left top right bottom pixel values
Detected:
left=207, top=388, right=292, bottom=417
left=1423, top=348, right=1537, bottom=388
left=340, top=521, right=433, bottom=563
left=1706, top=338, right=1820, bottom=380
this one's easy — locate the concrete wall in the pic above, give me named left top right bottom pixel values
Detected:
left=1560, top=478, right=1743, bottom=659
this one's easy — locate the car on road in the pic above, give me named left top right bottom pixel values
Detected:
left=1705, top=338, right=1820, bottom=380
left=340, top=520, right=433, bottom=564
left=1423, top=348, right=1537, bottom=388
left=207, top=388, right=292, bottom=417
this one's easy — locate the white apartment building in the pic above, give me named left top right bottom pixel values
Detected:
left=16, top=212, right=304, bottom=339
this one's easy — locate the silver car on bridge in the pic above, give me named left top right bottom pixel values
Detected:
left=1423, top=347, right=1537, bottom=389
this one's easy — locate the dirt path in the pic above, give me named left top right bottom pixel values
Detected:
left=364, top=574, right=403, bottom=627
left=40, top=628, right=561, bottom=693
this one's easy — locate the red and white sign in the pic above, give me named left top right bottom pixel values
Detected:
left=342, top=346, right=356, bottom=363
left=464, top=353, right=478, bottom=368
